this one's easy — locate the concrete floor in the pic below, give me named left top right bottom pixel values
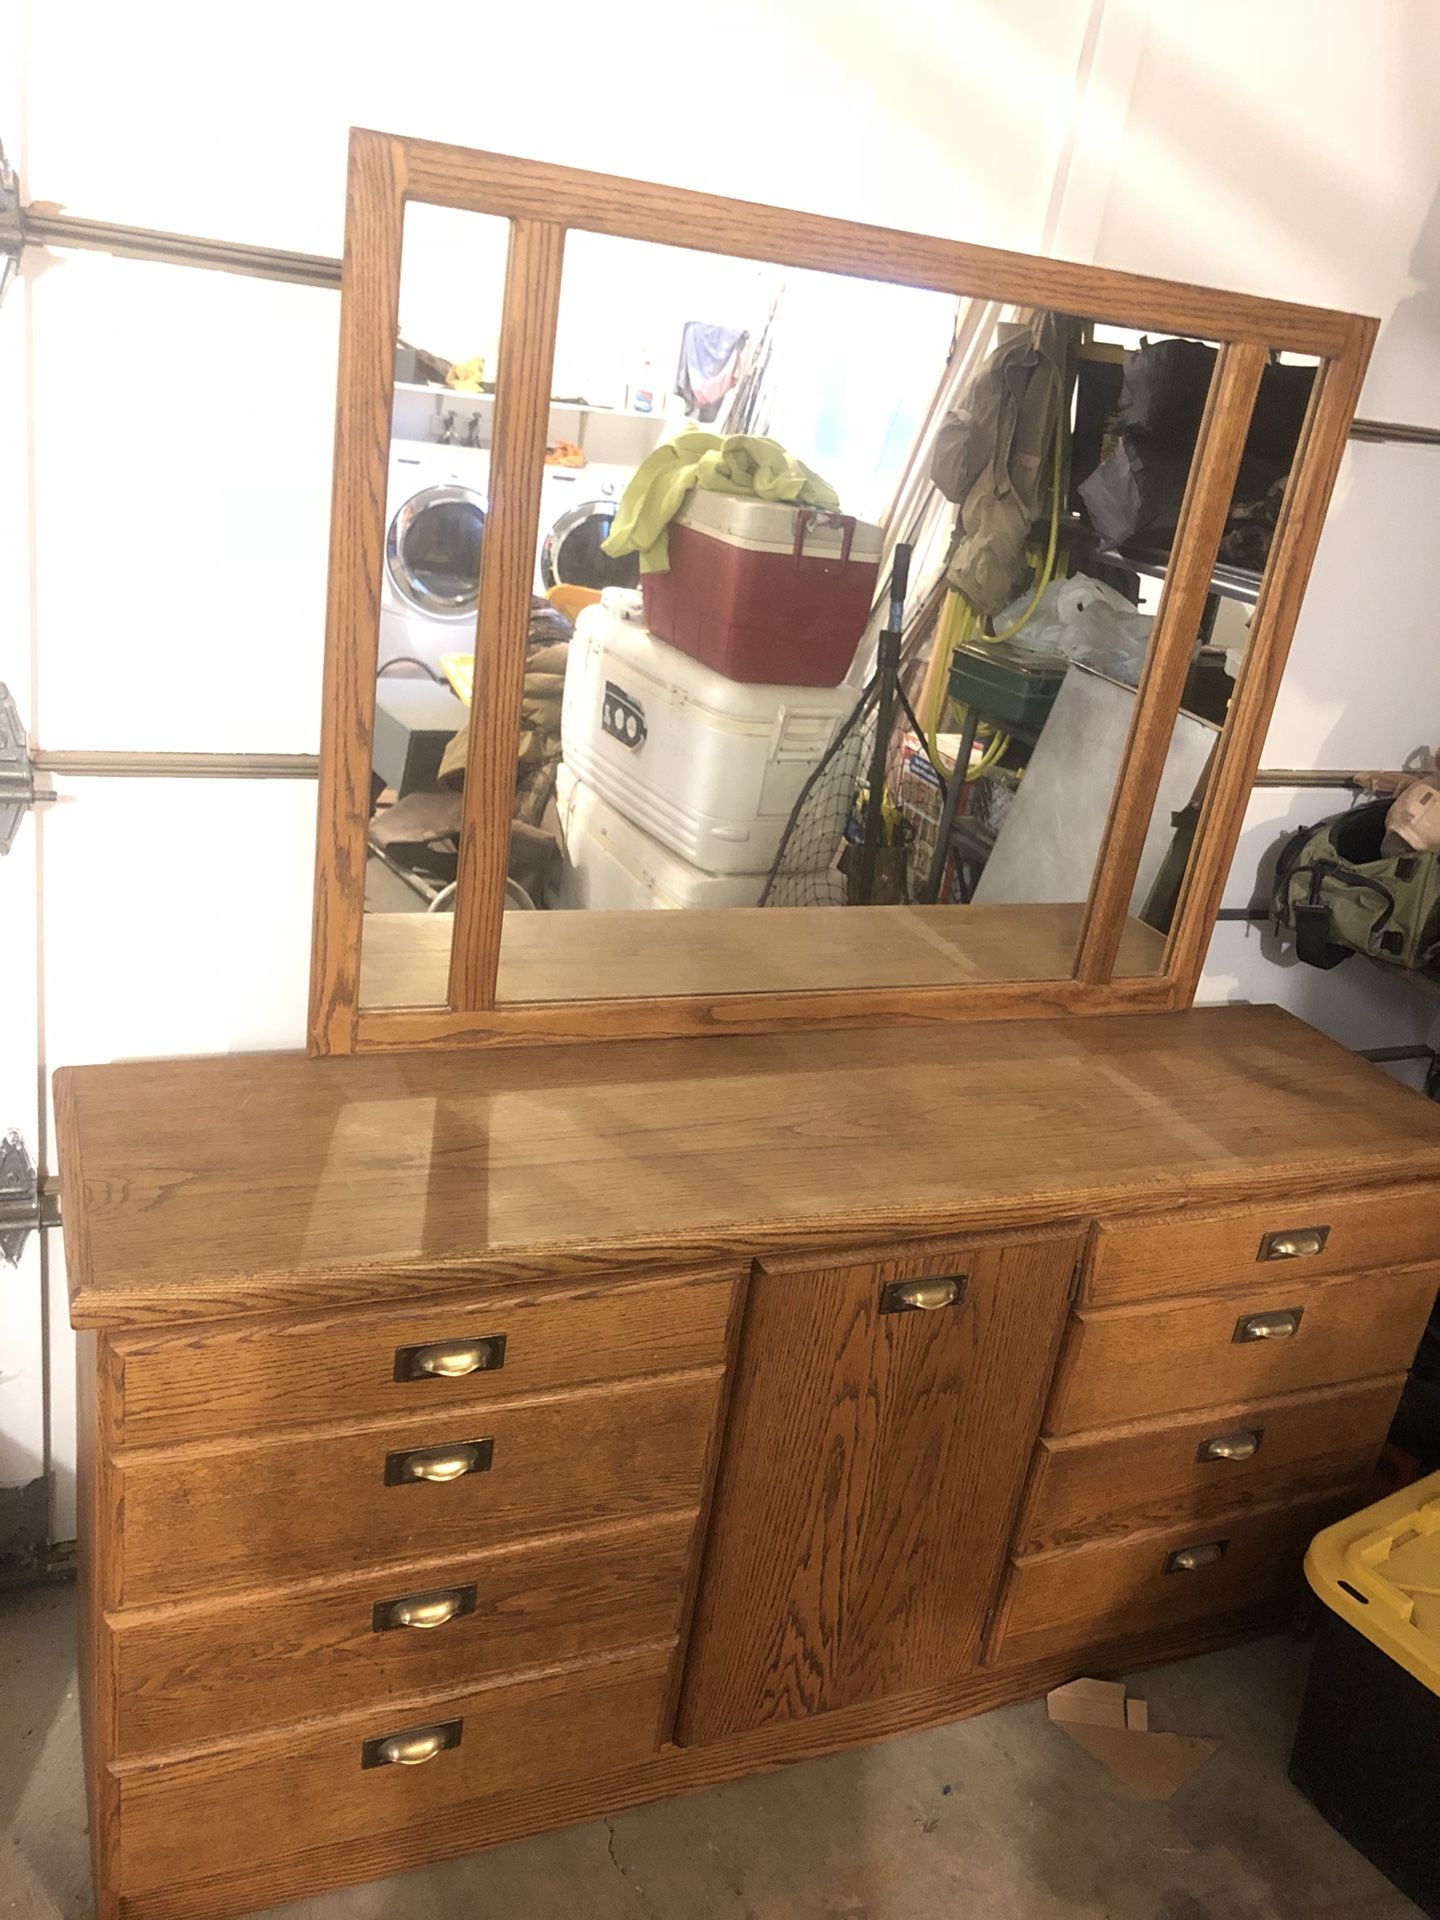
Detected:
left=0, top=1582, right=1419, bottom=1920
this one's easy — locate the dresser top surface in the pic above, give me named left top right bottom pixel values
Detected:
left=56, top=1005, right=1440, bottom=1328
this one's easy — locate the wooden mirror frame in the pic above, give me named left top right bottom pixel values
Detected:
left=309, top=127, right=1374, bottom=1056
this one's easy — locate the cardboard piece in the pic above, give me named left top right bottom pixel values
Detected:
left=1047, top=1678, right=1217, bottom=1800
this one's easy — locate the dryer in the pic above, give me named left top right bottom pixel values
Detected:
left=379, top=441, right=490, bottom=674
left=379, top=444, right=642, bottom=673
left=537, top=464, right=641, bottom=595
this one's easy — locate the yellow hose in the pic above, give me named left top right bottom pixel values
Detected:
left=965, top=721, right=1009, bottom=780
left=923, top=592, right=972, bottom=767
left=986, top=412, right=1066, bottom=644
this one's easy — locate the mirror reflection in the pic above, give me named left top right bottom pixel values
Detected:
left=1052, top=339, right=1317, bottom=969
left=360, top=205, right=507, bottom=1006
left=354, top=210, right=1315, bottom=1011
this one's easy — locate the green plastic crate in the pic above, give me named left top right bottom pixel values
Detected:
left=948, top=639, right=1067, bottom=730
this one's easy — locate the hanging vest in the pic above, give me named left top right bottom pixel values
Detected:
left=1270, top=798, right=1440, bottom=973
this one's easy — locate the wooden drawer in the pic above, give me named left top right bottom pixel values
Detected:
left=113, top=1266, right=738, bottom=1445
left=117, top=1644, right=671, bottom=1902
left=1046, top=1266, right=1438, bottom=1435
left=1016, top=1376, right=1403, bottom=1556
left=990, top=1494, right=1356, bottom=1667
left=116, top=1370, right=720, bottom=1605
left=1086, top=1184, right=1440, bottom=1306
left=111, top=1510, right=695, bottom=1758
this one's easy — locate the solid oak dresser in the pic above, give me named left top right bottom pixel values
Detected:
left=58, top=1005, right=1440, bottom=1920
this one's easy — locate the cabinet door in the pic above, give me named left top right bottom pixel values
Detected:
left=676, top=1238, right=1077, bottom=1744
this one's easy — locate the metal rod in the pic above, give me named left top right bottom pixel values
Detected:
left=31, top=750, right=320, bottom=779
left=1358, top=1044, right=1436, bottom=1064
left=1349, top=418, right=1440, bottom=448
left=855, top=544, right=911, bottom=906
left=26, top=754, right=1364, bottom=792
left=856, top=643, right=897, bottom=906
left=20, top=208, right=340, bottom=289
left=1252, top=768, right=1374, bottom=788
left=923, top=704, right=981, bottom=904
left=0, top=1187, right=61, bottom=1234
left=13, top=208, right=1440, bottom=465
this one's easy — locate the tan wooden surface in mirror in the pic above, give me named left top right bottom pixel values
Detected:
left=312, top=131, right=1374, bottom=1053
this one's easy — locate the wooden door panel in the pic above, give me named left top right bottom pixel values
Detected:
left=675, top=1237, right=1077, bottom=1743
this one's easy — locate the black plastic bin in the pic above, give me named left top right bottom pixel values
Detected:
left=1289, top=1473, right=1440, bottom=1918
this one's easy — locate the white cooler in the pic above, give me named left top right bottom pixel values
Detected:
left=554, top=765, right=770, bottom=910
left=560, top=590, right=856, bottom=875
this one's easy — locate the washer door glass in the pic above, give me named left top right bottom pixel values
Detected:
left=387, top=485, right=487, bottom=617
left=542, top=501, right=641, bottom=591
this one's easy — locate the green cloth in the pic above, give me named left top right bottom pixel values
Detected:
left=601, top=427, right=840, bottom=573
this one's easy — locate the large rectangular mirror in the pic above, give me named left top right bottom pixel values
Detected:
left=311, top=131, right=1372, bottom=1053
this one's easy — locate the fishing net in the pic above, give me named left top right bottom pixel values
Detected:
left=760, top=623, right=947, bottom=908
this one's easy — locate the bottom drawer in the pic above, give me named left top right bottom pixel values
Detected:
left=989, top=1493, right=1360, bottom=1668
left=118, top=1643, right=671, bottom=1901
left=112, top=1510, right=696, bottom=1757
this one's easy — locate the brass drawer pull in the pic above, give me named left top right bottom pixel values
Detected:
left=361, top=1718, right=463, bottom=1770
left=394, top=1335, right=506, bottom=1382
left=384, top=1438, right=493, bottom=1486
left=1197, top=1427, right=1263, bottom=1463
left=373, top=1583, right=478, bottom=1633
left=1258, top=1225, right=1330, bottom=1262
left=1164, top=1541, right=1227, bottom=1574
left=880, top=1275, right=967, bottom=1314
left=1233, top=1307, right=1303, bottom=1344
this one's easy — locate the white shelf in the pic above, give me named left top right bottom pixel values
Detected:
left=393, top=382, right=665, bottom=422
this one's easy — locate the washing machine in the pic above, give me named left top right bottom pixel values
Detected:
left=379, top=446, right=641, bottom=672
left=537, top=464, right=641, bottom=594
left=378, top=441, right=491, bottom=674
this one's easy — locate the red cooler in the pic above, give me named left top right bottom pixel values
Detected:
left=641, top=493, right=882, bottom=687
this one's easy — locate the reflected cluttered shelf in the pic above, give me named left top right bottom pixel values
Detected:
left=358, top=902, right=1165, bottom=1009
left=1094, top=539, right=1263, bottom=608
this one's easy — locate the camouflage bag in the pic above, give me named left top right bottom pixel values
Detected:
left=1270, top=799, right=1440, bottom=973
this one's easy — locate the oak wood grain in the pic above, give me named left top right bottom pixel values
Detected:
left=676, top=1240, right=1076, bottom=1742
left=117, top=1642, right=673, bottom=1899
left=357, top=902, right=1167, bottom=1010
left=446, top=218, right=565, bottom=1011
left=113, top=1265, right=738, bottom=1445
left=56, top=1007, right=1440, bottom=1328
left=1082, top=1185, right=1440, bottom=1305
left=1015, top=1375, right=1404, bottom=1556
left=395, top=135, right=1360, bottom=357
left=989, top=1493, right=1355, bottom=1667
left=112, top=1601, right=1288, bottom=1920
left=1074, top=342, right=1268, bottom=983
left=115, top=1369, right=721, bottom=1604
left=354, top=968, right=1176, bottom=1053
left=76, top=1333, right=122, bottom=1920
left=309, top=129, right=406, bottom=1057
left=1045, top=1266, right=1440, bottom=1435
left=310, top=130, right=1372, bottom=1055
left=1165, top=316, right=1378, bottom=998
left=110, top=1512, right=696, bottom=1758
left=657, top=1255, right=752, bottom=1742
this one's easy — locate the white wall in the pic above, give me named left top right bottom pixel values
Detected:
left=21, top=0, right=1093, bottom=258
left=8, top=0, right=1440, bottom=1540
left=1073, top=0, right=1440, bottom=1060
